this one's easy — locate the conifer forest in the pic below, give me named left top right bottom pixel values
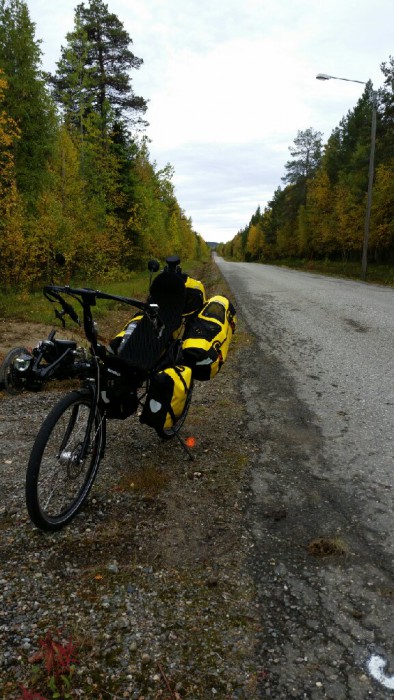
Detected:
left=218, top=64, right=394, bottom=268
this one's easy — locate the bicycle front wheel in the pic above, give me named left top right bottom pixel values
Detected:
left=26, top=390, right=105, bottom=531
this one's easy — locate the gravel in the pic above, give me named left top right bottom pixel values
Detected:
left=0, top=293, right=260, bottom=699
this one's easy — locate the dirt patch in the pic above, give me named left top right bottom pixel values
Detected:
left=0, top=320, right=85, bottom=364
left=0, top=320, right=48, bottom=357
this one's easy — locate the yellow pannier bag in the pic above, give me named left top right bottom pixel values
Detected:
left=182, top=295, right=236, bottom=380
left=183, top=276, right=206, bottom=317
left=140, top=365, right=192, bottom=431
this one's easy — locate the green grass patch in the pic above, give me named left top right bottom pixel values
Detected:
left=0, top=259, right=210, bottom=325
left=267, top=257, right=394, bottom=286
left=0, top=289, right=54, bottom=324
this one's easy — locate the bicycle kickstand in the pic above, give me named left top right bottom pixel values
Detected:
left=173, top=431, right=195, bottom=461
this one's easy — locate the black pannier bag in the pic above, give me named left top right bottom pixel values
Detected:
left=182, top=295, right=236, bottom=380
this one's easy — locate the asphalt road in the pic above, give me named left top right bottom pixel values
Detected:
left=215, top=256, right=394, bottom=699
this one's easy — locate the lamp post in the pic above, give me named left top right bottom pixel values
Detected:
left=316, top=73, right=377, bottom=281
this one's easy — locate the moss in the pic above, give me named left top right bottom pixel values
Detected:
left=116, top=464, right=170, bottom=497
left=307, top=536, right=349, bottom=557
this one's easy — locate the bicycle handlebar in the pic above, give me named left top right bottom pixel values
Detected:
left=43, top=284, right=155, bottom=346
left=44, top=284, right=147, bottom=310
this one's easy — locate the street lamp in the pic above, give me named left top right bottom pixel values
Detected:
left=316, top=73, right=377, bottom=281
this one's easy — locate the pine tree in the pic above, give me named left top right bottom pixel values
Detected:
left=282, top=128, right=323, bottom=186
left=52, top=0, right=147, bottom=132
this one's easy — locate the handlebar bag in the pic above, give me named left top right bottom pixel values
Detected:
left=140, top=365, right=192, bottom=431
left=182, top=295, right=236, bottom=381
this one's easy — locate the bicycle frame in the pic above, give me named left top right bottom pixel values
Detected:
left=45, top=281, right=173, bottom=399
left=24, top=260, right=197, bottom=530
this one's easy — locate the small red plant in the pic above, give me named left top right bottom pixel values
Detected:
left=18, top=629, right=78, bottom=700
left=28, top=629, right=78, bottom=679
left=19, top=688, right=47, bottom=700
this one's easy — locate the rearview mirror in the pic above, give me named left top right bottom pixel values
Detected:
left=55, top=253, right=66, bottom=266
left=148, top=259, right=160, bottom=272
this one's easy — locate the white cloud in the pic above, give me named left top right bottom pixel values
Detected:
left=28, top=0, right=394, bottom=242
left=146, top=35, right=313, bottom=148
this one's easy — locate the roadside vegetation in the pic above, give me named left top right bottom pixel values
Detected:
left=259, top=258, right=394, bottom=286
left=0, top=0, right=209, bottom=298
left=218, top=59, right=394, bottom=277
left=0, top=258, right=211, bottom=326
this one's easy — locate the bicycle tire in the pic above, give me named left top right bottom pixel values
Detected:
left=0, top=346, right=31, bottom=394
left=156, top=378, right=194, bottom=440
left=26, top=390, right=105, bottom=531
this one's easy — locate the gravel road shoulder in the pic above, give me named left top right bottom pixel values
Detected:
left=0, top=270, right=261, bottom=699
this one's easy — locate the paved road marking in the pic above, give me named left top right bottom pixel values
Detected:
left=367, top=655, right=394, bottom=690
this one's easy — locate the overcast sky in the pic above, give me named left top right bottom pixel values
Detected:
left=27, top=0, right=394, bottom=243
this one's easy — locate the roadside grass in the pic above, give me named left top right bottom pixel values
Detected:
left=0, top=270, right=151, bottom=325
left=0, top=258, right=209, bottom=326
left=266, top=258, right=394, bottom=286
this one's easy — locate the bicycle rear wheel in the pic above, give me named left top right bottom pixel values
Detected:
left=26, top=390, right=105, bottom=531
left=0, top=346, right=31, bottom=394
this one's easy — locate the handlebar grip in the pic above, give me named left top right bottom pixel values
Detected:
left=63, top=300, right=80, bottom=324
left=44, top=287, right=80, bottom=324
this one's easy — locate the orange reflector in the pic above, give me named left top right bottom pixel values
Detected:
left=185, top=436, right=196, bottom=448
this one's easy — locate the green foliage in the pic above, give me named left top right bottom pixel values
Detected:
left=0, top=1, right=209, bottom=293
left=0, top=71, right=27, bottom=287
left=0, top=0, right=57, bottom=204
